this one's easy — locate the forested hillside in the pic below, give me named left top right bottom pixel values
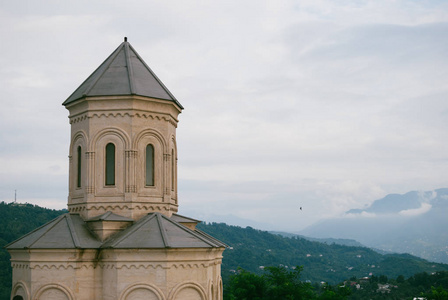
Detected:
left=1, top=202, right=448, bottom=299
left=0, top=202, right=65, bottom=299
left=197, top=222, right=448, bottom=285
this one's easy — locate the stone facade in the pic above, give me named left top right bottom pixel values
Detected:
left=66, top=95, right=181, bottom=221
left=7, top=39, right=225, bottom=300
left=10, top=248, right=223, bottom=300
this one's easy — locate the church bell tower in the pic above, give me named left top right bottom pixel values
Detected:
left=63, top=37, right=183, bottom=221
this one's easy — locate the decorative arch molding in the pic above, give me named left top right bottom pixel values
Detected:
left=168, top=281, right=207, bottom=300
left=90, top=127, right=131, bottom=151
left=69, top=130, right=88, bottom=193
left=169, top=134, right=178, bottom=199
left=133, top=128, right=167, bottom=150
left=218, top=277, right=223, bottom=300
left=119, top=283, right=166, bottom=300
left=11, top=281, right=29, bottom=300
left=170, top=135, right=177, bottom=151
left=208, top=280, right=214, bottom=300
left=69, top=130, right=88, bottom=156
left=90, top=127, right=129, bottom=196
left=134, top=128, right=167, bottom=196
left=33, top=283, right=75, bottom=300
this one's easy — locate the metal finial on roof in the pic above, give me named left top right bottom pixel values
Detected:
left=124, top=37, right=127, bottom=42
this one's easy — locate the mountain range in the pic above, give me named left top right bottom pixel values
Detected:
left=299, top=188, right=448, bottom=264
left=1, top=198, right=447, bottom=298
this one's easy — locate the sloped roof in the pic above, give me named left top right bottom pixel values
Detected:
left=6, top=213, right=226, bottom=250
left=170, top=213, right=201, bottom=224
left=87, top=211, right=133, bottom=222
left=6, top=214, right=101, bottom=249
left=102, top=213, right=226, bottom=249
left=63, top=38, right=183, bottom=109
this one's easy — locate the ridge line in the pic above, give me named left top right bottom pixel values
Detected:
left=66, top=214, right=81, bottom=248
left=124, top=42, right=136, bottom=94
left=156, top=213, right=171, bottom=248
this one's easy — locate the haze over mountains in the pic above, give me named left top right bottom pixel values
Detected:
left=299, top=188, right=448, bottom=264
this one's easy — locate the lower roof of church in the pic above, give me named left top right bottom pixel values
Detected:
left=6, top=212, right=226, bottom=250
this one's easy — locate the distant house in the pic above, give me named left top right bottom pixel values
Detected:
left=377, top=284, right=391, bottom=294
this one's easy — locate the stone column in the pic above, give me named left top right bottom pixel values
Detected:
left=125, top=150, right=137, bottom=194
left=86, top=151, right=95, bottom=195
left=164, top=153, right=171, bottom=201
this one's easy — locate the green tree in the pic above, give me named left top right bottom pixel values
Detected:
left=264, top=266, right=314, bottom=300
left=317, top=285, right=350, bottom=300
left=426, top=286, right=448, bottom=300
left=225, top=266, right=318, bottom=300
left=225, top=269, right=267, bottom=300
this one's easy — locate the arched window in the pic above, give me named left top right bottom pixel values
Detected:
left=105, top=143, right=115, bottom=186
left=146, top=144, right=154, bottom=186
left=13, top=296, right=24, bottom=300
left=171, top=149, right=175, bottom=191
left=77, top=146, right=82, bottom=188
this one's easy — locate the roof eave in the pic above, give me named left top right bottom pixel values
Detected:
left=63, top=94, right=183, bottom=111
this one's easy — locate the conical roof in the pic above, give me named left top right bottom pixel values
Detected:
left=63, top=38, right=183, bottom=109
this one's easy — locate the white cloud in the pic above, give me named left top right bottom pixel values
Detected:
left=399, top=202, right=432, bottom=217
left=1, top=0, right=448, bottom=230
left=344, top=211, right=377, bottom=218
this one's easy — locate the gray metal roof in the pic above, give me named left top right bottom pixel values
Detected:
left=62, top=38, right=183, bottom=109
left=6, top=213, right=226, bottom=250
left=102, top=213, right=226, bottom=249
left=6, top=214, right=101, bottom=249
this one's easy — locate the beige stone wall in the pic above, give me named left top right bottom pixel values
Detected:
left=10, top=249, right=98, bottom=300
left=8, top=89, right=226, bottom=300
left=65, top=96, right=181, bottom=220
left=9, top=248, right=224, bottom=300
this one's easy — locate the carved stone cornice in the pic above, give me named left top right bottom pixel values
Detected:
left=29, top=263, right=95, bottom=270
left=11, top=263, right=29, bottom=269
left=68, top=204, right=170, bottom=213
left=69, top=112, right=178, bottom=127
left=13, top=260, right=222, bottom=271
left=98, top=262, right=215, bottom=270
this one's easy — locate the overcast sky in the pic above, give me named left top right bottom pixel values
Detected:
left=1, top=0, right=447, bottom=231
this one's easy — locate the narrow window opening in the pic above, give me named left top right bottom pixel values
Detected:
left=77, top=146, right=82, bottom=188
left=171, top=149, right=175, bottom=191
left=105, top=143, right=115, bottom=186
left=146, top=144, right=154, bottom=186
